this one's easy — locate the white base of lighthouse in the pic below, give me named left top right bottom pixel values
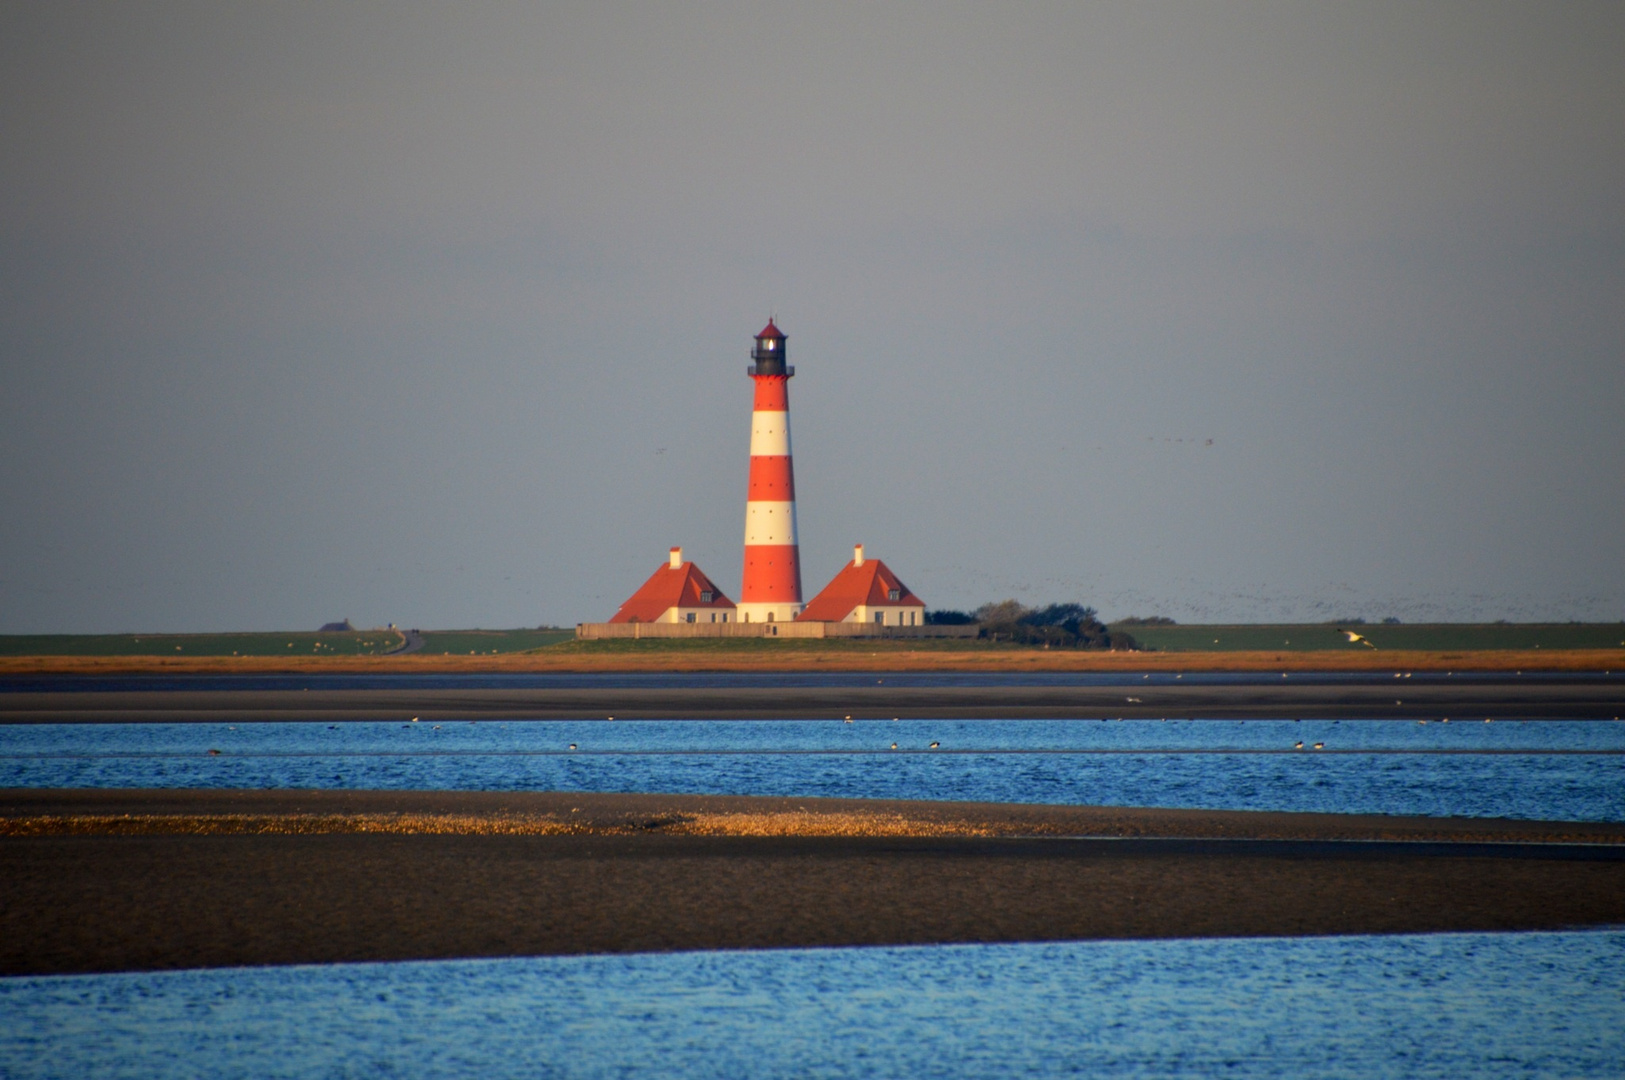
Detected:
left=734, top=602, right=804, bottom=624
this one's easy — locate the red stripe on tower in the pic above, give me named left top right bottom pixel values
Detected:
left=737, top=318, right=803, bottom=623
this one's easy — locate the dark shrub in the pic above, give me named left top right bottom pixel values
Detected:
left=972, top=599, right=1137, bottom=650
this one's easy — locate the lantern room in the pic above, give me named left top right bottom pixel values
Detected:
left=748, top=319, right=792, bottom=377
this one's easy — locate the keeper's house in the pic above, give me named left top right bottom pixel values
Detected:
left=609, top=547, right=737, bottom=624
left=797, top=545, right=926, bottom=627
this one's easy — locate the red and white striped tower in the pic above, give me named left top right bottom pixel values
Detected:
left=736, top=319, right=803, bottom=623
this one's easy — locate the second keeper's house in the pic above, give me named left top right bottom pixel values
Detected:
left=609, top=547, right=737, bottom=624
left=796, top=545, right=926, bottom=627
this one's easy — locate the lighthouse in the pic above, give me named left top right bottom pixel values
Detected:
left=736, top=319, right=804, bottom=623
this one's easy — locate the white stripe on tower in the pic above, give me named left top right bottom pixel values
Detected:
left=749, top=411, right=791, bottom=456
left=738, top=318, right=803, bottom=624
left=744, top=501, right=797, bottom=546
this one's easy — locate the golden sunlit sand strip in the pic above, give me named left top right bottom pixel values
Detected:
left=8, top=787, right=1625, bottom=844
left=7, top=808, right=1624, bottom=843
left=0, top=810, right=1005, bottom=839
left=1, top=813, right=585, bottom=837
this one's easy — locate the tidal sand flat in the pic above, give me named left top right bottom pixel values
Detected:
left=4, top=789, right=1624, bottom=976
left=4, top=689, right=1622, bottom=1076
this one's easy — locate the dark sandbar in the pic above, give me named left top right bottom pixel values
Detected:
left=2, top=677, right=1622, bottom=721
left=4, top=789, right=1623, bottom=976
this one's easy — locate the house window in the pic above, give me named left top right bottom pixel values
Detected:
left=700, top=590, right=713, bottom=602
left=874, top=611, right=884, bottom=624
left=767, top=612, right=774, bottom=622
left=888, top=589, right=901, bottom=601
left=685, top=612, right=696, bottom=623
left=722, top=613, right=728, bottom=622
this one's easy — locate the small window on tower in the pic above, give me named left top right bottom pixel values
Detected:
left=889, top=589, right=901, bottom=602
left=762, top=338, right=775, bottom=350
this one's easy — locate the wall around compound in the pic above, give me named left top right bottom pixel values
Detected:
left=575, top=623, right=978, bottom=640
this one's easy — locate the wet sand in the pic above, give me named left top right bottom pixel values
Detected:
left=4, top=789, right=1622, bottom=975
left=3, top=676, right=1622, bottom=722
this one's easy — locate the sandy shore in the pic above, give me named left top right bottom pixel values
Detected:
left=3, top=677, right=1622, bottom=722
left=4, top=789, right=1622, bottom=975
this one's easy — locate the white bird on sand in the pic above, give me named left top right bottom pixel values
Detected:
left=411, top=716, right=419, bottom=722
left=1336, top=629, right=1376, bottom=648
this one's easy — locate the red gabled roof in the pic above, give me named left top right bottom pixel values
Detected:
left=756, top=318, right=784, bottom=340
left=796, top=557, right=925, bottom=622
left=610, top=560, right=736, bottom=623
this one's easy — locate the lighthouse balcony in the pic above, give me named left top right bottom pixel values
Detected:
left=747, top=363, right=793, bottom=377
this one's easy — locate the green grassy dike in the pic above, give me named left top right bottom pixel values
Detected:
left=1118, top=622, right=1625, bottom=653
left=1, top=623, right=1622, bottom=658
left=0, top=629, right=575, bottom=658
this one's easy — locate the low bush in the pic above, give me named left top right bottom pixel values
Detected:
left=973, top=601, right=1138, bottom=650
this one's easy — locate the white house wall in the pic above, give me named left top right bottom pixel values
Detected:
left=848, top=605, right=925, bottom=626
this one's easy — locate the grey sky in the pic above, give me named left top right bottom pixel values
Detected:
left=2, top=2, right=1622, bottom=632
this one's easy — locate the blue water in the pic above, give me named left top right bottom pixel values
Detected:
left=4, top=718, right=1622, bottom=820
left=2, top=931, right=1620, bottom=1078
left=7, top=696, right=1623, bottom=1074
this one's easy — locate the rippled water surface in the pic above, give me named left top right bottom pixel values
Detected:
left=3, top=931, right=1621, bottom=1079
left=6, top=679, right=1622, bottom=1076
left=5, top=718, right=1624, bottom=820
